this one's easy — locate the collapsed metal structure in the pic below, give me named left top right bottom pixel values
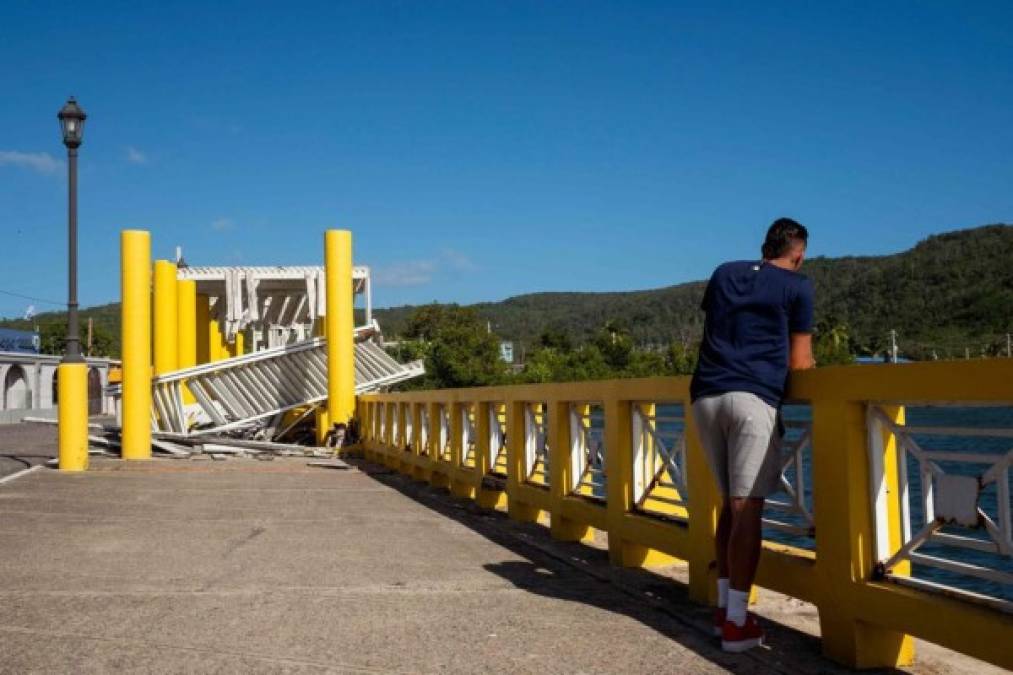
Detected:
left=109, top=263, right=422, bottom=439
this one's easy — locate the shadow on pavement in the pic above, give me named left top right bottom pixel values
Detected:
left=345, top=456, right=903, bottom=675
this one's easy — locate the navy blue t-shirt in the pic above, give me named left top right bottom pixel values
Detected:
left=690, top=260, right=814, bottom=407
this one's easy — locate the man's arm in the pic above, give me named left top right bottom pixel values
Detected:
left=789, top=332, right=815, bottom=370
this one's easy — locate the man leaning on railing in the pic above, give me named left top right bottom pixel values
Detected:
left=689, top=217, right=816, bottom=653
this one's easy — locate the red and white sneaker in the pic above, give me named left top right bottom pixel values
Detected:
left=721, top=614, right=764, bottom=652
left=712, top=608, right=726, bottom=636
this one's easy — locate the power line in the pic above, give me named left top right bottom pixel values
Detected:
left=0, top=288, right=63, bottom=306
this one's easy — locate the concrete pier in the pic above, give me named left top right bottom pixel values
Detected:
left=0, top=427, right=999, bottom=673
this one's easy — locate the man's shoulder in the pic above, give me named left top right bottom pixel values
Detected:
left=712, top=260, right=755, bottom=277
left=765, top=264, right=812, bottom=287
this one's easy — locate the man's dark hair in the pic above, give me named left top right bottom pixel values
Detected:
left=762, top=217, right=808, bottom=259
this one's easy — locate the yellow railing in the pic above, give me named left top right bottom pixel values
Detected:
left=357, top=359, right=1013, bottom=670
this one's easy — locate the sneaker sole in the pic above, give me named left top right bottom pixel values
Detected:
left=721, top=637, right=763, bottom=653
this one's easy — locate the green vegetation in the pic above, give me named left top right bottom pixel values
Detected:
left=385, top=305, right=510, bottom=389
left=4, top=225, right=1009, bottom=379
left=0, top=303, right=120, bottom=357
left=377, top=224, right=1013, bottom=362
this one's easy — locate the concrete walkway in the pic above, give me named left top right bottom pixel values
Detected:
left=0, top=447, right=997, bottom=673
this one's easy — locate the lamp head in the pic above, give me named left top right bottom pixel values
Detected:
left=58, top=97, right=87, bottom=149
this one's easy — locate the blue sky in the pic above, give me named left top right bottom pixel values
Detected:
left=1, top=1, right=1012, bottom=318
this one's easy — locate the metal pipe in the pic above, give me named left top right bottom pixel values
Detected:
left=64, top=147, right=83, bottom=363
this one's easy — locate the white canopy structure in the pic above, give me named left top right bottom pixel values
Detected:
left=177, top=264, right=373, bottom=349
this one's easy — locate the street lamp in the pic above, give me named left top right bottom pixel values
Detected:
left=56, top=97, right=88, bottom=472
left=57, top=97, right=86, bottom=362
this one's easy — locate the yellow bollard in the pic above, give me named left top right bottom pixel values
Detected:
left=153, top=260, right=178, bottom=375
left=121, top=230, right=152, bottom=460
left=196, top=293, right=211, bottom=364
left=324, top=230, right=355, bottom=428
left=176, top=279, right=197, bottom=403
left=57, top=362, right=88, bottom=471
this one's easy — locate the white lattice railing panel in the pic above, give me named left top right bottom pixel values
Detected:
left=868, top=403, right=1013, bottom=613
left=438, top=404, right=452, bottom=461
left=524, top=402, right=550, bottom=486
left=386, top=402, right=397, bottom=447
left=402, top=403, right=413, bottom=452
left=762, top=404, right=816, bottom=545
left=488, top=403, right=508, bottom=475
left=632, top=402, right=688, bottom=520
left=460, top=404, right=477, bottom=468
left=419, top=405, right=430, bottom=456
left=569, top=402, right=606, bottom=500
left=373, top=402, right=383, bottom=442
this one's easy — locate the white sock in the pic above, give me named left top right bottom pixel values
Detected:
left=727, top=589, right=749, bottom=627
left=717, top=578, right=729, bottom=609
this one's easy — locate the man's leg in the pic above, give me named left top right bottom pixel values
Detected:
left=723, top=393, right=779, bottom=634
left=714, top=497, right=733, bottom=624
left=727, top=496, right=764, bottom=592
left=716, top=497, right=732, bottom=580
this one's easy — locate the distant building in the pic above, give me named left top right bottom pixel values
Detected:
left=499, top=341, right=514, bottom=364
left=0, top=329, right=39, bottom=354
left=0, top=351, right=117, bottom=424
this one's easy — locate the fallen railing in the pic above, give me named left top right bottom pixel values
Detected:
left=357, top=360, right=1012, bottom=670
left=108, top=333, right=423, bottom=436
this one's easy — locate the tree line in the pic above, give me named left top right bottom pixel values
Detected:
left=384, top=303, right=857, bottom=390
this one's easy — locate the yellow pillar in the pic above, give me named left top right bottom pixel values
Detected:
left=57, top=363, right=88, bottom=471
left=324, top=230, right=355, bottom=426
left=121, top=230, right=151, bottom=461
left=176, top=279, right=197, bottom=403
left=812, top=400, right=914, bottom=668
left=314, top=318, right=330, bottom=445
left=207, top=300, right=227, bottom=362
left=153, top=260, right=178, bottom=375
left=549, top=401, right=592, bottom=542
left=685, top=401, right=722, bottom=604
left=196, top=294, right=211, bottom=364
left=229, top=330, right=245, bottom=358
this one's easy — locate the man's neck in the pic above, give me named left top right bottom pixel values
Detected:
left=764, top=257, right=797, bottom=271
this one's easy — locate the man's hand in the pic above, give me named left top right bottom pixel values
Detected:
left=789, top=333, right=815, bottom=370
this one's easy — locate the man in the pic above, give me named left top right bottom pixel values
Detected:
left=690, top=217, right=815, bottom=652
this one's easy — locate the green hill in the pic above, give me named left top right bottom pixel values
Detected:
left=4, top=224, right=1011, bottom=360
left=375, top=224, right=1013, bottom=359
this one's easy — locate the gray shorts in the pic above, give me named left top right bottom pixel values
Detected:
left=691, top=392, right=782, bottom=498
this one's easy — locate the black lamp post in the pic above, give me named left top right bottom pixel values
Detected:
left=57, top=97, right=86, bottom=364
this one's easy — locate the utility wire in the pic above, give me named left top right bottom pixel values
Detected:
left=0, top=288, right=64, bottom=306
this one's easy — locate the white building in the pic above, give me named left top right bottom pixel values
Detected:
left=0, top=352, right=117, bottom=424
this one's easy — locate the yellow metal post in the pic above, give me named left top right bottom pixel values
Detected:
left=324, top=230, right=356, bottom=428
left=506, top=401, right=539, bottom=523
left=121, top=230, right=151, bottom=461
left=207, top=299, right=228, bottom=362
left=176, top=279, right=197, bottom=403
left=549, top=400, right=592, bottom=542
left=153, top=260, right=178, bottom=376
left=608, top=401, right=683, bottom=567
left=57, top=363, right=88, bottom=471
left=195, top=294, right=211, bottom=364
left=811, top=400, right=914, bottom=668
left=225, top=330, right=245, bottom=358
left=314, top=318, right=330, bottom=445
left=685, top=403, right=722, bottom=604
